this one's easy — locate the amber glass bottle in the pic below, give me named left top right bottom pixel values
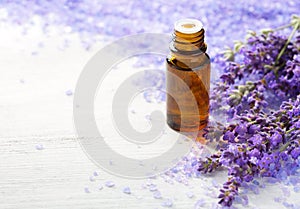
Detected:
left=166, top=19, right=210, bottom=132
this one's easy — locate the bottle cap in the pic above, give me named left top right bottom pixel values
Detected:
left=174, top=18, right=203, bottom=34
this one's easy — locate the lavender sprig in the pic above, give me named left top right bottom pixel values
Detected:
left=199, top=15, right=300, bottom=207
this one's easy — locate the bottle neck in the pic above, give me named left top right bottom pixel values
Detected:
left=171, top=28, right=207, bottom=54
left=169, top=29, right=208, bottom=70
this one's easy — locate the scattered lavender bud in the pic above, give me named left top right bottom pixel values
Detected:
left=89, top=176, right=95, bottom=182
left=98, top=185, right=103, bottom=190
left=93, top=171, right=99, bottom=176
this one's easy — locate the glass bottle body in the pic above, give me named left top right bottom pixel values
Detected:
left=166, top=52, right=210, bottom=132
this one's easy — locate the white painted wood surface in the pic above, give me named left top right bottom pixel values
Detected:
left=0, top=23, right=298, bottom=209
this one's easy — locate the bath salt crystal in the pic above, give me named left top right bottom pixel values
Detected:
left=65, top=89, right=73, bottom=96
left=153, top=191, right=162, bottom=199
left=84, top=187, right=90, bottom=193
left=186, top=191, right=194, bottom=198
left=35, top=144, right=44, bottom=150
left=89, top=176, right=95, bottom=182
left=161, top=199, right=173, bottom=208
left=194, top=199, right=206, bottom=208
left=105, top=181, right=115, bottom=188
left=149, top=184, right=157, bottom=192
left=122, top=186, right=131, bottom=194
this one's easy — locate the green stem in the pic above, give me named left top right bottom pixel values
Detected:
left=280, top=141, right=291, bottom=152
left=275, top=22, right=299, bottom=65
left=278, top=128, right=296, bottom=152
left=273, top=23, right=293, bottom=31
left=286, top=128, right=296, bottom=134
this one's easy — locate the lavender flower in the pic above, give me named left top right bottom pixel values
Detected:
left=199, top=16, right=300, bottom=207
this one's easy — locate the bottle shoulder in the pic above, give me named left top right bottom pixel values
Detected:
left=166, top=53, right=210, bottom=71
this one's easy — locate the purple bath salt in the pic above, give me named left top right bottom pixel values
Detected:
left=289, top=176, right=299, bottom=186
left=153, top=191, right=162, bottom=199
left=65, top=89, right=73, bottom=96
left=161, top=199, right=173, bottom=208
left=211, top=179, right=219, bottom=188
left=122, top=186, right=131, bottom=194
left=194, top=199, right=206, bottom=208
left=35, top=144, right=44, bottom=150
left=293, top=186, right=300, bottom=193
left=186, top=191, right=194, bottom=198
left=274, top=197, right=283, bottom=203
left=105, top=181, right=115, bottom=188
left=84, top=187, right=90, bottom=193
left=282, top=201, right=294, bottom=208
left=281, top=186, right=291, bottom=197
left=149, top=184, right=157, bottom=192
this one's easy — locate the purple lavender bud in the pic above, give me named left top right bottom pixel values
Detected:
left=223, top=131, right=235, bottom=142
left=280, top=152, right=289, bottom=161
left=235, top=123, right=247, bottom=136
left=270, top=131, right=283, bottom=147
left=291, top=148, right=300, bottom=160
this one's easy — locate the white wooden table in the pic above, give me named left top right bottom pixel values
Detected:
left=0, top=23, right=298, bottom=209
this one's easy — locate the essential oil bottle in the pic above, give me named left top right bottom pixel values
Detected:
left=166, top=18, right=210, bottom=132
